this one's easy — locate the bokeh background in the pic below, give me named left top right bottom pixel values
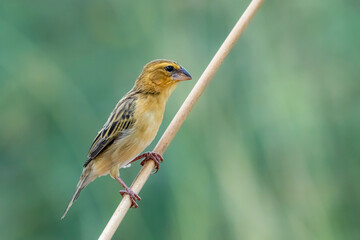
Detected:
left=1, top=0, right=359, bottom=239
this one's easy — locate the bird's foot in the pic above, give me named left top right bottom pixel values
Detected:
left=131, top=152, right=163, bottom=173
left=119, top=187, right=141, bottom=208
left=116, top=176, right=141, bottom=208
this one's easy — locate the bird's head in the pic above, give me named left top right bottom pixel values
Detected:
left=135, top=59, right=192, bottom=94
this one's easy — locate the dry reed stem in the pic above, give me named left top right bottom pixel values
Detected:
left=99, top=0, right=264, bottom=239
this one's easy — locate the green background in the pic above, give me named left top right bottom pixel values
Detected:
left=1, top=0, right=359, bottom=239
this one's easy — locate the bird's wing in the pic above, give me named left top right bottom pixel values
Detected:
left=84, top=94, right=137, bottom=167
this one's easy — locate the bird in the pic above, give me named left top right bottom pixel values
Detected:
left=61, top=59, right=192, bottom=219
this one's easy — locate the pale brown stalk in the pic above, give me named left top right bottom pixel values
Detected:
left=99, top=1, right=264, bottom=239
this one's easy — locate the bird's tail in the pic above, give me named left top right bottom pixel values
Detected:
left=61, top=167, right=95, bottom=219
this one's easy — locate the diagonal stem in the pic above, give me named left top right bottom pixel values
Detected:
left=99, top=1, right=264, bottom=239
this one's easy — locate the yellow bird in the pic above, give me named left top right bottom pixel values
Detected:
left=62, top=59, right=192, bottom=219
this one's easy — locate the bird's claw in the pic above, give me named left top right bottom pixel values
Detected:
left=139, top=152, right=163, bottom=173
left=119, top=188, right=141, bottom=208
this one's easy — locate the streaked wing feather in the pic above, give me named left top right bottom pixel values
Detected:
left=84, top=95, right=137, bottom=167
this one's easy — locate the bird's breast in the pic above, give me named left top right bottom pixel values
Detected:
left=134, top=108, right=163, bottom=146
left=98, top=108, right=164, bottom=173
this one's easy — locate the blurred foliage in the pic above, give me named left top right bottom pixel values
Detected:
left=1, top=0, right=360, bottom=239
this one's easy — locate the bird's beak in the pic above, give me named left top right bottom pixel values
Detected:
left=171, top=66, right=192, bottom=81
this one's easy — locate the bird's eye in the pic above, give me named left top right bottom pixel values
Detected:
left=165, top=66, right=174, bottom=72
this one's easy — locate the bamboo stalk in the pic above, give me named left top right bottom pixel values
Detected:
left=99, top=0, right=264, bottom=239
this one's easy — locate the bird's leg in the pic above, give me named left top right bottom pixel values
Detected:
left=115, top=176, right=141, bottom=208
left=129, top=152, right=164, bottom=173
